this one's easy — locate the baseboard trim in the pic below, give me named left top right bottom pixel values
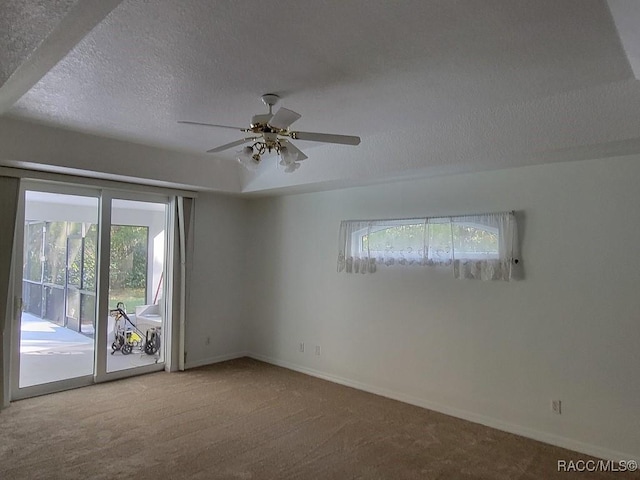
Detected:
left=247, top=353, right=637, bottom=462
left=185, top=351, right=248, bottom=369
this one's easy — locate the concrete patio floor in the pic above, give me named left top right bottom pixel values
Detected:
left=19, top=312, right=161, bottom=388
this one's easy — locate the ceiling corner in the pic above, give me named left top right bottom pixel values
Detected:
left=0, top=0, right=123, bottom=113
left=607, top=0, right=640, bottom=79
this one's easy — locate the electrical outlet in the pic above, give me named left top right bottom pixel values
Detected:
left=298, top=342, right=305, bottom=353
left=315, top=345, right=321, bottom=356
left=551, top=399, right=562, bottom=415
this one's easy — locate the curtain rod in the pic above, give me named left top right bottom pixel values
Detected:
left=342, top=211, right=515, bottom=223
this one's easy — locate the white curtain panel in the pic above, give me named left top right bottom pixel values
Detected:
left=337, top=220, right=376, bottom=274
left=177, top=196, right=195, bottom=371
left=451, top=212, right=519, bottom=281
left=337, top=212, right=520, bottom=281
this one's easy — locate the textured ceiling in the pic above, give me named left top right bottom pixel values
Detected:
left=0, top=0, right=78, bottom=84
left=1, top=0, right=640, bottom=194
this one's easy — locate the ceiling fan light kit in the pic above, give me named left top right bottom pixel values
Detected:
left=178, top=94, right=361, bottom=173
left=236, top=146, right=260, bottom=171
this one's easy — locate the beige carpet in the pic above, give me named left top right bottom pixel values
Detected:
left=0, top=358, right=634, bottom=479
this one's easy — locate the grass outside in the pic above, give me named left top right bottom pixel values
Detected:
left=109, top=288, right=146, bottom=313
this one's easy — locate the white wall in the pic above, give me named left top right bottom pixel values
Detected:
left=185, top=192, right=249, bottom=367
left=245, top=154, right=640, bottom=460
left=0, top=117, right=242, bottom=193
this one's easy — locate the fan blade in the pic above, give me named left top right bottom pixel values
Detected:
left=268, top=107, right=301, bottom=130
left=282, top=141, right=308, bottom=161
left=290, top=131, right=360, bottom=146
left=178, top=121, right=243, bottom=131
left=206, top=137, right=256, bottom=153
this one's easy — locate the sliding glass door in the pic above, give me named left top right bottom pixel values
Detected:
left=16, top=189, right=99, bottom=391
left=12, top=184, right=172, bottom=399
left=106, top=198, right=167, bottom=374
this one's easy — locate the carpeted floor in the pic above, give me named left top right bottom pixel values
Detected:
left=0, top=358, right=635, bottom=479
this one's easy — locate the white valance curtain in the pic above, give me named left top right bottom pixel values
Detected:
left=337, top=211, right=520, bottom=281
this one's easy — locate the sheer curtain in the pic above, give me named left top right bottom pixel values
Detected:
left=451, top=212, right=519, bottom=280
left=337, top=212, right=520, bottom=281
left=337, top=221, right=376, bottom=274
left=426, top=217, right=453, bottom=266
left=0, top=176, right=20, bottom=408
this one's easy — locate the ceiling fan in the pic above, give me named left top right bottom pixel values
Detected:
left=178, top=94, right=361, bottom=173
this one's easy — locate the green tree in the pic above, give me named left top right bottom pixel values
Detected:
left=109, top=225, right=148, bottom=291
left=44, top=221, right=67, bottom=285
left=82, top=224, right=97, bottom=290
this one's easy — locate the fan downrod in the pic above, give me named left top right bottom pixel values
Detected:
left=261, top=94, right=280, bottom=113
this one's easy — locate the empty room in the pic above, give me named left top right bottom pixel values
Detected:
left=1, top=1, right=639, bottom=478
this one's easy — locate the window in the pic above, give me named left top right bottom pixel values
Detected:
left=337, top=212, right=519, bottom=280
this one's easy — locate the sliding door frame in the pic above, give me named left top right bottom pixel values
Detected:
left=11, top=181, right=101, bottom=400
left=11, top=182, right=175, bottom=399
left=94, top=189, right=170, bottom=384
